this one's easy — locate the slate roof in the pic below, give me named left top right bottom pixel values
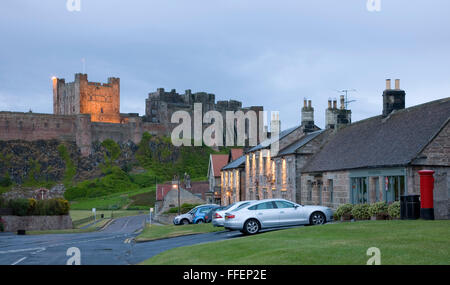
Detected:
left=246, top=125, right=301, bottom=153
left=302, top=97, right=450, bottom=173
left=222, top=155, right=246, bottom=171
left=274, top=129, right=326, bottom=157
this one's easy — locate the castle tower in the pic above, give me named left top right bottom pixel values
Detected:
left=52, top=74, right=121, bottom=123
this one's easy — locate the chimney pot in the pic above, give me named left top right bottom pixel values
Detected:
left=386, top=79, right=391, bottom=90
left=308, top=100, right=312, bottom=108
left=303, top=99, right=307, bottom=108
left=395, top=79, right=400, bottom=90
left=340, top=95, right=345, bottom=110
left=328, top=100, right=332, bottom=109
left=333, top=100, right=337, bottom=109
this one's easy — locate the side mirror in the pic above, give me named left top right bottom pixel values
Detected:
left=294, top=205, right=299, bottom=209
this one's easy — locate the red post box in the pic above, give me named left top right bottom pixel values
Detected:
left=418, top=170, right=435, bottom=220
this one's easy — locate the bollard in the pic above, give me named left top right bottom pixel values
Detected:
left=418, top=170, right=435, bottom=220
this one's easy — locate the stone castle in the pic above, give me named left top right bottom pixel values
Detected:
left=0, top=73, right=263, bottom=155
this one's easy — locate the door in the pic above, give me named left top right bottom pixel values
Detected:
left=254, top=201, right=279, bottom=228
left=274, top=200, right=307, bottom=226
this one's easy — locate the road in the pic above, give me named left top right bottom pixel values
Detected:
left=0, top=215, right=243, bottom=265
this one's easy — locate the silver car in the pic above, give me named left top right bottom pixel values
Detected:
left=212, top=200, right=256, bottom=227
left=223, top=199, right=333, bottom=235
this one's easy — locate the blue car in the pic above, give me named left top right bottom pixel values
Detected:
left=192, top=205, right=220, bottom=224
left=173, top=204, right=219, bottom=225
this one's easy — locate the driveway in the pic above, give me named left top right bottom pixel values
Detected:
left=0, top=215, right=243, bottom=265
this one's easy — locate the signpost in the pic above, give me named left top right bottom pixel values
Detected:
left=92, top=208, right=96, bottom=222
left=149, top=208, right=154, bottom=225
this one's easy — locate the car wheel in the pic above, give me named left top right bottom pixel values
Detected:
left=310, top=212, right=326, bottom=225
left=196, top=219, right=204, bottom=224
left=243, top=219, right=260, bottom=235
left=181, top=219, right=190, bottom=225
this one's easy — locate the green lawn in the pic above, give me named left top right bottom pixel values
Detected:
left=69, top=186, right=155, bottom=210
left=141, top=220, right=450, bottom=265
left=135, top=223, right=223, bottom=242
left=70, top=209, right=145, bottom=228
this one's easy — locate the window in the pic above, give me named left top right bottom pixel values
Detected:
left=328, top=179, right=334, bottom=203
left=255, top=201, right=276, bottom=210
left=307, top=181, right=312, bottom=202
left=101, top=108, right=104, bottom=113
left=274, top=201, right=295, bottom=209
left=384, top=176, right=405, bottom=203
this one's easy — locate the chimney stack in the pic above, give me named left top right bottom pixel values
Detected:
left=301, top=99, right=314, bottom=133
left=386, top=79, right=391, bottom=90
left=383, top=78, right=406, bottom=117
left=340, top=95, right=345, bottom=110
left=395, top=79, right=400, bottom=90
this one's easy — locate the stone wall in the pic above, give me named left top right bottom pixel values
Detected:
left=1, top=215, right=73, bottom=232
left=156, top=188, right=206, bottom=215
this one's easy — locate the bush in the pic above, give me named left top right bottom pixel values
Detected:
left=9, top=198, right=30, bottom=216
left=165, top=203, right=200, bottom=214
left=0, top=196, right=6, bottom=208
left=7, top=198, right=70, bottom=216
left=388, top=201, right=401, bottom=219
left=0, top=217, right=4, bottom=232
left=335, top=204, right=354, bottom=219
left=351, top=204, right=371, bottom=220
left=368, top=202, right=388, bottom=217
left=0, top=175, right=12, bottom=187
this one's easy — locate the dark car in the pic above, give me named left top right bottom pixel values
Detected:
left=205, top=206, right=226, bottom=223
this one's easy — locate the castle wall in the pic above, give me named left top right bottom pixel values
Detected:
left=0, top=112, right=77, bottom=142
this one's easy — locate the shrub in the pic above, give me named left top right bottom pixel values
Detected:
left=0, top=217, right=4, bottom=232
left=368, top=202, right=388, bottom=217
left=9, top=198, right=30, bottom=216
left=0, top=175, right=12, bottom=187
left=388, top=201, right=401, bottom=219
left=335, top=204, right=354, bottom=219
left=7, top=198, right=70, bottom=216
left=0, top=196, right=6, bottom=208
left=351, top=204, right=371, bottom=220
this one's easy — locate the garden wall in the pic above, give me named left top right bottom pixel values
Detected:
left=1, top=215, right=73, bottom=232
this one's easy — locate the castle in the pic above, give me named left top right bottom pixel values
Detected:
left=0, top=73, right=263, bottom=155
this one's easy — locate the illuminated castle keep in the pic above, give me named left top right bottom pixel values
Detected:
left=53, top=74, right=122, bottom=124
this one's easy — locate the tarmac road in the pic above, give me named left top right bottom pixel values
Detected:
left=0, top=215, right=244, bottom=265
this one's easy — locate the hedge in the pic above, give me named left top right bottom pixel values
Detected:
left=5, top=198, right=70, bottom=216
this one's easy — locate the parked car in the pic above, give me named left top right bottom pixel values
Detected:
left=173, top=204, right=219, bottom=225
left=212, top=200, right=256, bottom=227
left=223, top=199, right=333, bottom=235
left=205, top=206, right=226, bottom=223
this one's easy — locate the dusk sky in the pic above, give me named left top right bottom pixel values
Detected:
left=0, top=0, right=449, bottom=129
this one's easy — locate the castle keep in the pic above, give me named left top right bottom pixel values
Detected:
left=0, top=73, right=263, bottom=156
left=53, top=74, right=122, bottom=124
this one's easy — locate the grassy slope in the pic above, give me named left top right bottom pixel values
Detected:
left=141, top=220, right=450, bottom=265
left=69, top=186, right=155, bottom=210
left=136, top=224, right=222, bottom=242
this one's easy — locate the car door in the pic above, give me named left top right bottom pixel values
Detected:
left=275, top=200, right=307, bottom=226
left=254, top=201, right=280, bottom=228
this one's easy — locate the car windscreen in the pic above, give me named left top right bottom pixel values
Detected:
left=231, top=202, right=252, bottom=212
left=222, top=203, right=236, bottom=211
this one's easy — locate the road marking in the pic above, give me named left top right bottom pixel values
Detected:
left=0, top=247, right=46, bottom=254
left=11, top=257, right=27, bottom=265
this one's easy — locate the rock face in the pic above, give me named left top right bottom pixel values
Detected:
left=0, top=139, right=138, bottom=185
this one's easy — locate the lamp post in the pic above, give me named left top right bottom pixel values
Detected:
left=173, top=175, right=181, bottom=216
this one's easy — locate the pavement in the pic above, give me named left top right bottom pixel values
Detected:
left=0, top=215, right=244, bottom=265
